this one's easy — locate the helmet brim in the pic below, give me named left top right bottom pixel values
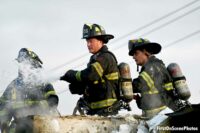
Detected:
left=82, top=34, right=114, bottom=40
left=129, top=42, right=161, bottom=55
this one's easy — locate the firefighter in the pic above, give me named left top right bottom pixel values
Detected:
left=0, top=48, right=59, bottom=133
left=60, top=23, right=120, bottom=116
left=128, top=38, right=176, bottom=132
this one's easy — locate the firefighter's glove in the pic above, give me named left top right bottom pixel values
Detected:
left=60, top=70, right=77, bottom=83
left=47, top=95, right=59, bottom=107
left=69, top=83, right=85, bottom=95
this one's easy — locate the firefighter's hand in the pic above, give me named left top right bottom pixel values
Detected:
left=133, top=94, right=140, bottom=100
left=60, top=70, right=77, bottom=83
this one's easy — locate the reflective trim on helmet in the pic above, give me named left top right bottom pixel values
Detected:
left=129, top=38, right=150, bottom=44
left=105, top=72, right=119, bottom=80
left=26, top=48, right=37, bottom=59
left=91, top=62, right=104, bottom=77
left=95, top=27, right=101, bottom=32
left=82, top=23, right=114, bottom=41
left=75, top=71, right=82, bottom=82
left=163, top=82, right=173, bottom=91
left=89, top=98, right=117, bottom=109
left=94, top=27, right=102, bottom=35
left=140, top=71, right=158, bottom=94
left=30, top=51, right=36, bottom=58
left=17, top=48, right=43, bottom=65
left=85, top=23, right=92, bottom=29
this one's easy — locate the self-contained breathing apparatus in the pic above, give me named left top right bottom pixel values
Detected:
left=167, top=63, right=191, bottom=110
left=118, top=62, right=134, bottom=103
left=72, top=62, right=134, bottom=116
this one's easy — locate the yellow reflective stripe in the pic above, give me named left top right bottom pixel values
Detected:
left=12, top=102, right=32, bottom=109
left=44, top=90, right=56, bottom=98
left=140, top=71, right=158, bottom=94
left=94, top=81, right=98, bottom=84
left=144, top=106, right=167, bottom=114
left=11, top=100, right=48, bottom=109
left=89, top=99, right=117, bottom=109
left=93, top=79, right=105, bottom=84
left=105, top=72, right=119, bottom=80
left=86, top=23, right=92, bottom=29
left=92, top=62, right=104, bottom=77
left=143, top=91, right=158, bottom=95
left=11, top=88, right=16, bottom=100
left=95, top=27, right=101, bottom=32
left=140, top=72, right=154, bottom=89
left=163, top=82, right=173, bottom=91
left=39, top=100, right=49, bottom=107
left=27, top=48, right=37, bottom=58
left=75, top=71, right=81, bottom=81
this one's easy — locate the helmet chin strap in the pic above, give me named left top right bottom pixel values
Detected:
left=143, top=49, right=152, bottom=57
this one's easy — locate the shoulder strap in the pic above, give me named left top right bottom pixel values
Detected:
left=103, top=51, right=118, bottom=64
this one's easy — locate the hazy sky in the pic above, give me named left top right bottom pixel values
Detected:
left=0, top=0, right=200, bottom=115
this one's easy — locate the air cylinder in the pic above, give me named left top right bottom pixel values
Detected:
left=118, top=63, right=133, bottom=102
left=167, top=63, right=191, bottom=100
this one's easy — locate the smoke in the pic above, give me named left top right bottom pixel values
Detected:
left=17, top=61, right=61, bottom=86
left=0, top=60, right=61, bottom=133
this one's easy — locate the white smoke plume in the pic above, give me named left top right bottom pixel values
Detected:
left=17, top=61, right=61, bottom=86
left=0, top=60, right=60, bottom=133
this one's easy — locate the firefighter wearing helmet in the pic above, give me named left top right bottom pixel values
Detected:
left=128, top=38, right=179, bottom=132
left=60, top=23, right=121, bottom=116
left=0, top=48, right=59, bottom=133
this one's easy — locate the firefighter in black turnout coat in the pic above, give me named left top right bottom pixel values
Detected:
left=128, top=38, right=175, bottom=132
left=0, top=48, right=59, bottom=133
left=60, top=23, right=120, bottom=116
